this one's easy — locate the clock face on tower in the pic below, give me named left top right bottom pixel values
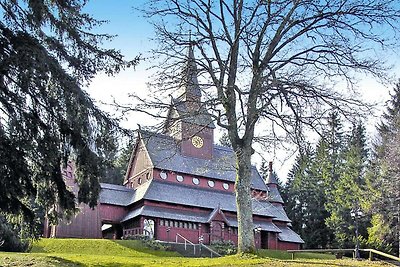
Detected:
left=191, top=135, right=204, bottom=148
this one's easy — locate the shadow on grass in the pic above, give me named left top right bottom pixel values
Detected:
left=287, top=259, right=360, bottom=267
left=112, top=240, right=179, bottom=258
left=47, top=256, right=84, bottom=267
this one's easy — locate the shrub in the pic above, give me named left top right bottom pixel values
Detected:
left=122, top=235, right=171, bottom=251
left=210, top=240, right=237, bottom=255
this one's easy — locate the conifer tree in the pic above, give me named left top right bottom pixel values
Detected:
left=0, top=0, right=136, bottom=245
left=325, top=121, right=369, bottom=248
left=369, top=81, right=400, bottom=256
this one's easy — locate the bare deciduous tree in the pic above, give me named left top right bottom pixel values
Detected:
left=130, top=0, right=400, bottom=253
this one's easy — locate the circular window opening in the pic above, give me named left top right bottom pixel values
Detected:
left=160, top=172, right=167, bottom=180
left=208, top=180, right=215, bottom=188
left=176, top=175, right=184, bottom=182
left=223, top=183, right=229, bottom=190
left=192, top=177, right=200, bottom=185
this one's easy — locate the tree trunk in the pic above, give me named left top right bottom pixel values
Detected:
left=235, top=145, right=255, bottom=253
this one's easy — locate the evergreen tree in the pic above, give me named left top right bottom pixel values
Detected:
left=0, top=0, right=137, bottom=246
left=102, top=136, right=135, bottom=185
left=325, top=121, right=369, bottom=248
left=369, top=81, right=400, bottom=256
left=218, top=132, right=232, bottom=148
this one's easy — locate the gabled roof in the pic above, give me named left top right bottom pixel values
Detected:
left=207, top=205, right=230, bottom=225
left=277, top=225, right=305, bottom=244
left=140, top=130, right=267, bottom=191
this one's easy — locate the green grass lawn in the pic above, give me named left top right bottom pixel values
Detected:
left=0, top=239, right=392, bottom=267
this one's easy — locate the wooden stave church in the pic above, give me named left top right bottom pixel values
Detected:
left=45, top=45, right=304, bottom=250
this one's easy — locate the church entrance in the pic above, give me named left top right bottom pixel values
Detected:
left=261, top=231, right=269, bottom=249
left=211, top=222, right=223, bottom=242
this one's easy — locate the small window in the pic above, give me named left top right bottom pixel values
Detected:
left=146, top=172, right=151, bottom=180
left=160, top=172, right=167, bottom=180
left=160, top=219, right=164, bottom=226
left=184, top=222, right=188, bottom=228
left=192, top=177, right=200, bottom=185
left=179, top=222, right=183, bottom=228
left=208, top=180, right=215, bottom=188
left=138, top=178, right=142, bottom=185
left=174, top=221, right=178, bottom=228
left=193, top=223, right=198, bottom=230
left=176, top=175, right=184, bottom=182
left=223, top=183, right=229, bottom=190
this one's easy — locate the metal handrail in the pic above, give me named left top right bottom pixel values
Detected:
left=199, top=243, right=221, bottom=258
left=175, top=233, right=196, bottom=255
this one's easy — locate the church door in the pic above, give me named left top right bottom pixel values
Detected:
left=261, top=231, right=269, bottom=249
left=211, top=222, right=223, bottom=242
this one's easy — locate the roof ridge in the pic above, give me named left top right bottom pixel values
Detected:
left=100, top=183, right=133, bottom=192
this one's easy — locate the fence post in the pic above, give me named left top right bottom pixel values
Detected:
left=291, top=252, right=294, bottom=260
left=369, top=250, right=372, bottom=261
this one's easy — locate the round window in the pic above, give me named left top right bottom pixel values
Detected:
left=160, top=172, right=167, bottom=180
left=176, top=175, right=184, bottom=182
left=192, top=177, right=200, bottom=185
left=208, top=180, right=215, bottom=188
left=223, top=183, right=229, bottom=190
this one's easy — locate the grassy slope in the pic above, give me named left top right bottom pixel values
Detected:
left=0, top=239, right=392, bottom=267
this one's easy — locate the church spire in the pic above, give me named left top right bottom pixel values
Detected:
left=181, top=42, right=201, bottom=102
left=266, top=161, right=278, bottom=185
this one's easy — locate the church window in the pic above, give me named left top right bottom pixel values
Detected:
left=208, top=180, right=215, bottom=188
left=174, top=221, right=179, bottom=227
left=184, top=222, right=188, bottom=228
left=193, top=223, right=198, bottom=230
left=192, top=177, right=200, bottom=185
left=223, top=183, right=229, bottom=190
left=146, top=172, right=151, bottom=180
left=138, top=178, right=142, bottom=185
left=160, top=172, right=167, bottom=180
left=160, top=219, right=164, bottom=226
left=179, top=222, right=183, bottom=228
left=176, top=175, right=184, bottom=182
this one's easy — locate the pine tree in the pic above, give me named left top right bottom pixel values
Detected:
left=0, top=0, right=137, bottom=245
left=369, top=81, right=400, bottom=256
left=325, top=121, right=369, bottom=248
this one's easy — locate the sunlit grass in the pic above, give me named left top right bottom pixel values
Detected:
left=0, top=239, right=392, bottom=267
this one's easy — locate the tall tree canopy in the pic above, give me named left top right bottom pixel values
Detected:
left=369, top=81, right=400, bottom=256
left=135, top=0, right=400, bottom=252
left=0, top=0, right=136, bottom=241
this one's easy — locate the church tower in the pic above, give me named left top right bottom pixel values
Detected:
left=164, top=43, right=215, bottom=160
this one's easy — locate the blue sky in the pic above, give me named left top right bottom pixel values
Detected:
left=82, top=1, right=399, bottom=179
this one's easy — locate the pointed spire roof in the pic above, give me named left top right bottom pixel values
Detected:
left=181, top=42, right=202, bottom=99
left=266, top=161, right=278, bottom=185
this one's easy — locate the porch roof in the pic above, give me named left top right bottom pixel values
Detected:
left=277, top=225, right=305, bottom=244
